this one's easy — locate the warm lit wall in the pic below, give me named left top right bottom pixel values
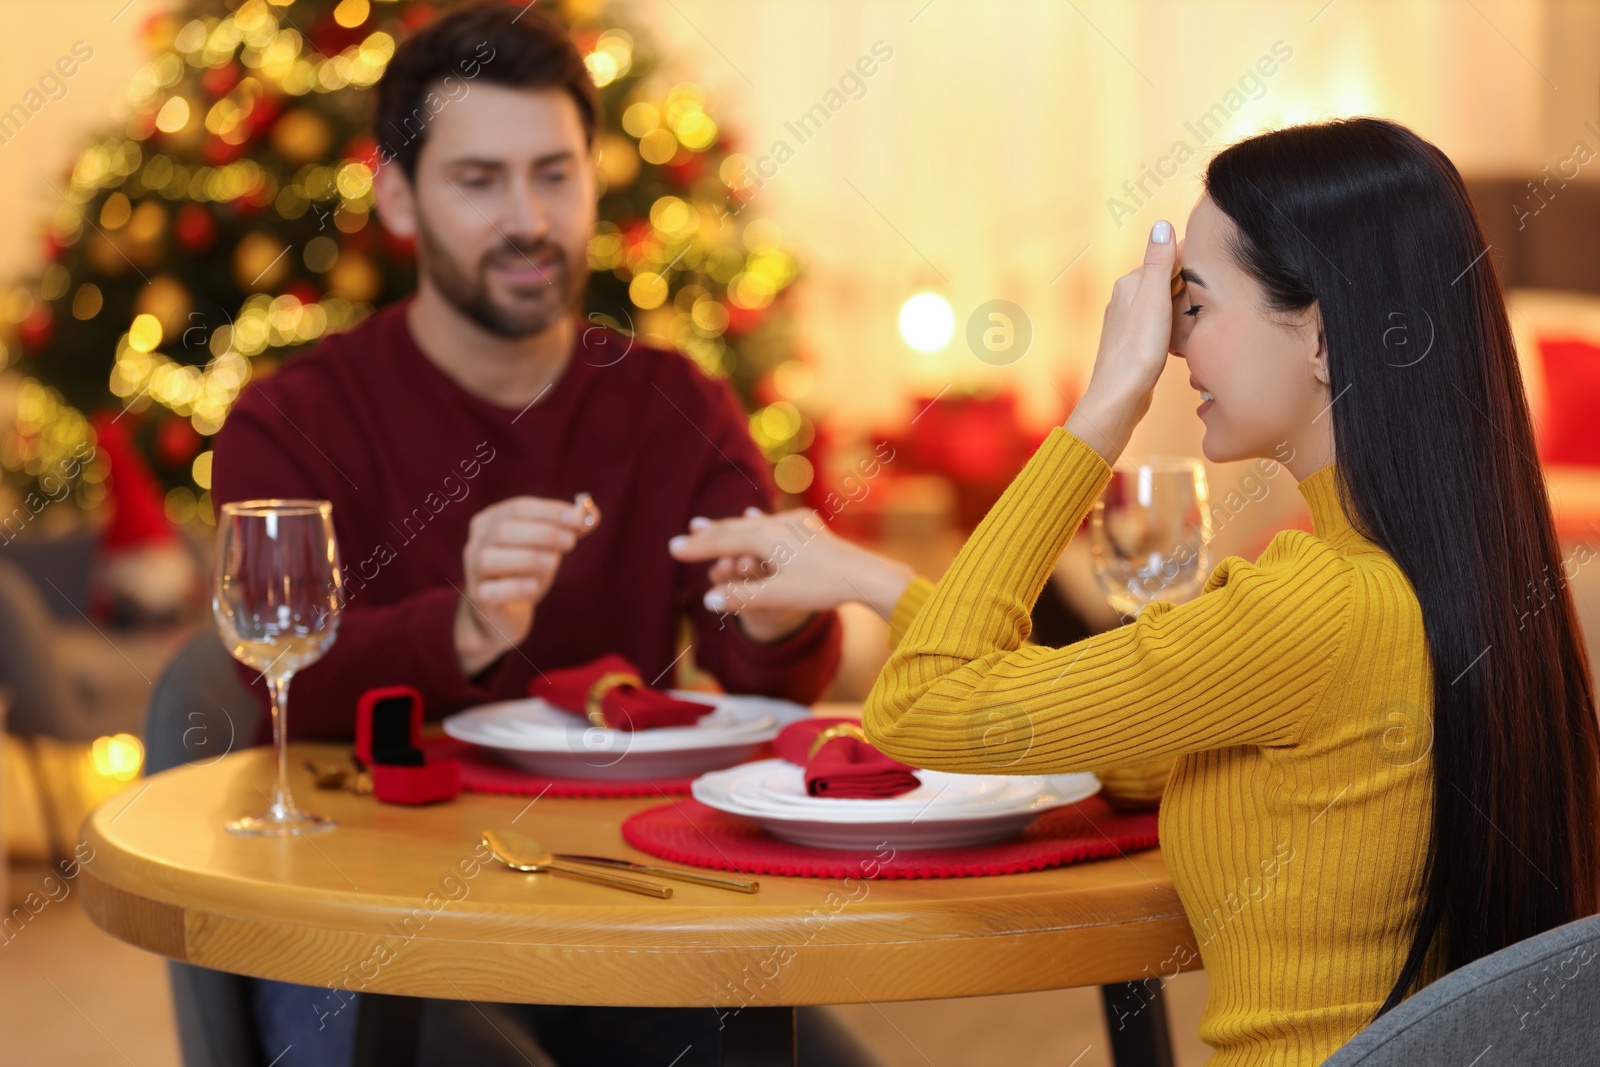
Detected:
left=0, top=1, right=179, bottom=287
left=617, top=0, right=1598, bottom=553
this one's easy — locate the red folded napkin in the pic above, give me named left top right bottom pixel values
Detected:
left=771, top=717, right=921, bottom=799
left=528, top=654, right=715, bottom=731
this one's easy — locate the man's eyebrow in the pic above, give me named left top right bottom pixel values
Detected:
left=1179, top=267, right=1208, bottom=289
left=443, top=151, right=578, bottom=170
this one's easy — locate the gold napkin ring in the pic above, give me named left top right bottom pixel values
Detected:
left=807, top=721, right=868, bottom=760
left=586, top=670, right=643, bottom=727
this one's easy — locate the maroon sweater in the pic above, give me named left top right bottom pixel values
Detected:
left=211, top=299, right=841, bottom=741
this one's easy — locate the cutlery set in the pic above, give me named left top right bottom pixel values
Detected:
left=482, top=827, right=758, bottom=897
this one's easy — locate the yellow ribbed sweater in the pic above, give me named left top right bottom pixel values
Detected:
left=862, top=426, right=1440, bottom=1066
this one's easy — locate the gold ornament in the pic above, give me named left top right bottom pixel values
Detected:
left=595, top=132, right=640, bottom=190
left=233, top=232, right=290, bottom=292
left=135, top=276, right=192, bottom=339
left=271, top=109, right=333, bottom=165
left=325, top=250, right=380, bottom=302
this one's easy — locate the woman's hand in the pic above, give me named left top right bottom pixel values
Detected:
left=669, top=507, right=915, bottom=624
left=1064, top=219, right=1180, bottom=464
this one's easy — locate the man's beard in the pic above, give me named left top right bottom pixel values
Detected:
left=414, top=214, right=587, bottom=338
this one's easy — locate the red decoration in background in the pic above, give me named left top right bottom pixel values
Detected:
left=309, top=8, right=369, bottom=55
left=200, top=62, right=241, bottom=99
left=174, top=203, right=217, bottom=252
left=400, top=4, right=439, bottom=30
left=251, top=93, right=282, bottom=132
left=284, top=280, right=322, bottom=306
left=18, top=305, right=53, bottom=352
left=723, top=301, right=763, bottom=336
left=127, top=109, right=158, bottom=142
left=874, top=390, right=1052, bottom=529
left=154, top=415, right=201, bottom=467
left=203, top=136, right=249, bottom=166
left=90, top=412, right=178, bottom=551
left=1535, top=337, right=1600, bottom=465
left=664, top=154, right=704, bottom=187
left=344, top=135, right=380, bottom=172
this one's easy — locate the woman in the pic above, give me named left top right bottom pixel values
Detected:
left=670, top=117, right=1600, bottom=1063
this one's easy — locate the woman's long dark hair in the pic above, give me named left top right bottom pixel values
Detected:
left=1205, top=117, right=1600, bottom=1017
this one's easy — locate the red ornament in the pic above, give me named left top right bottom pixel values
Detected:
left=202, top=135, right=248, bottom=166
left=664, top=154, right=704, bottom=186
left=622, top=219, right=653, bottom=246
left=200, top=62, right=241, bottom=99
left=310, top=7, right=368, bottom=53
left=128, top=109, right=158, bottom=142
left=154, top=415, right=202, bottom=467
left=723, top=300, right=764, bottom=336
left=400, top=4, right=437, bottom=30
left=284, top=280, right=321, bottom=306
left=344, top=135, right=380, bottom=172
left=174, top=203, right=217, bottom=252
left=251, top=92, right=282, bottom=130
left=18, top=305, right=53, bottom=351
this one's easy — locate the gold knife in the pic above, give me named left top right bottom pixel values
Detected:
left=555, top=854, right=759, bottom=893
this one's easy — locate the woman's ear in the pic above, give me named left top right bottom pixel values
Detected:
left=1308, top=303, right=1331, bottom=386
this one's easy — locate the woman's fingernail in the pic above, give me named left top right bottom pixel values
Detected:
left=704, top=590, right=727, bottom=611
left=689, top=516, right=711, bottom=529
left=1152, top=220, right=1173, bottom=244
left=744, top=506, right=761, bottom=516
left=668, top=535, right=688, bottom=552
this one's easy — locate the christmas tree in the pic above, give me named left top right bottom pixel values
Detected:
left=0, top=0, right=812, bottom=532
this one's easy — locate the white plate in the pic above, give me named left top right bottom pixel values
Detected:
left=692, top=760, right=1101, bottom=850
left=442, top=692, right=813, bottom=780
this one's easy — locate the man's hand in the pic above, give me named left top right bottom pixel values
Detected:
left=454, top=496, right=594, bottom=676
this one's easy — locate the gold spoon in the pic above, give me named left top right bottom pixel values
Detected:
left=482, top=829, right=672, bottom=898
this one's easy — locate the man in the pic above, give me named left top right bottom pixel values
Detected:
left=215, top=8, right=838, bottom=741
left=212, top=4, right=862, bottom=1065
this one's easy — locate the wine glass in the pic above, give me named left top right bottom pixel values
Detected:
left=1090, top=458, right=1212, bottom=619
left=214, top=500, right=343, bottom=835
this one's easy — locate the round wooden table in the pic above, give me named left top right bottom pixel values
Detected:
left=80, top=742, right=1198, bottom=1066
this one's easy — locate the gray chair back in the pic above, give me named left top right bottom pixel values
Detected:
left=1324, top=912, right=1600, bottom=1065
left=145, top=631, right=261, bottom=775
left=0, top=554, right=87, bottom=738
left=144, top=632, right=266, bottom=1067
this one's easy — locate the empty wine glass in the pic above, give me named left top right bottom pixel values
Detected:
left=214, top=500, right=343, bottom=835
left=1091, top=458, right=1212, bottom=619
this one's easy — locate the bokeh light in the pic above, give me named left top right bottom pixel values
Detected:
left=898, top=292, right=955, bottom=352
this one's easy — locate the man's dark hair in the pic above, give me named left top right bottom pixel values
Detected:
left=373, top=1, right=599, bottom=181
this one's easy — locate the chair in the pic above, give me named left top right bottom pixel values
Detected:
left=1323, top=912, right=1600, bottom=1065
left=144, top=631, right=268, bottom=1067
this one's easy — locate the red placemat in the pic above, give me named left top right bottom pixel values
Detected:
left=620, top=795, right=1159, bottom=879
left=420, top=737, right=773, bottom=799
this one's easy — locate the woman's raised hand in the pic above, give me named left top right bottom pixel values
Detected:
left=1064, top=219, right=1180, bottom=464
left=668, top=507, right=914, bottom=625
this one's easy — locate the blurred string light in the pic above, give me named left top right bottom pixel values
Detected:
left=91, top=732, right=144, bottom=781
left=899, top=292, right=955, bottom=352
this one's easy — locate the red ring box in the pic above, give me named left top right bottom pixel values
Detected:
left=354, top=686, right=461, bottom=805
